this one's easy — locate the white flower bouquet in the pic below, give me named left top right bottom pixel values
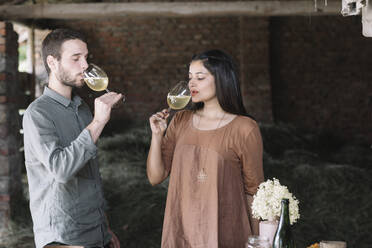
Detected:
left=251, top=178, right=300, bottom=225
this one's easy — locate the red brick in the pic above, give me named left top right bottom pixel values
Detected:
left=0, top=202, right=10, bottom=211
left=0, top=125, right=8, bottom=139
left=0, top=96, right=6, bottom=103
left=0, top=44, right=5, bottom=53
left=0, top=195, right=9, bottom=202
left=0, top=149, right=9, bottom=156
left=0, top=28, right=5, bottom=36
left=6, top=96, right=25, bottom=104
left=0, top=73, right=5, bottom=81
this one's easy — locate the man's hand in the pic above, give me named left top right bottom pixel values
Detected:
left=86, top=92, right=122, bottom=143
left=93, top=92, right=123, bottom=126
left=108, top=228, right=120, bottom=248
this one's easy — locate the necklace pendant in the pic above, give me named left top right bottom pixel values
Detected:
left=197, top=168, right=208, bottom=182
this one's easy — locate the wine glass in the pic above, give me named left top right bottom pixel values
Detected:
left=246, top=235, right=270, bottom=248
left=167, top=81, right=191, bottom=110
left=83, top=63, right=125, bottom=102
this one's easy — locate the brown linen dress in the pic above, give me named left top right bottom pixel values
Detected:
left=161, top=110, right=264, bottom=248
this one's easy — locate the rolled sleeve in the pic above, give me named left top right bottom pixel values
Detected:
left=81, top=128, right=98, bottom=157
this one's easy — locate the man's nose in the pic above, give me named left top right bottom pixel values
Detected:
left=81, top=59, right=88, bottom=71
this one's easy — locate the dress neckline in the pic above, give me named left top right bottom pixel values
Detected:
left=190, top=112, right=238, bottom=132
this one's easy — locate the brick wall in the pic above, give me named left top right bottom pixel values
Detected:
left=240, top=17, right=272, bottom=122
left=270, top=16, right=372, bottom=142
left=0, top=21, right=22, bottom=239
left=52, top=16, right=273, bottom=126
left=47, top=15, right=370, bottom=141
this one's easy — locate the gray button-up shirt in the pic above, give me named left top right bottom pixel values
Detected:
left=22, top=87, right=111, bottom=248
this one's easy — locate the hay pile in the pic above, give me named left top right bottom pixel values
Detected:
left=1, top=123, right=371, bottom=248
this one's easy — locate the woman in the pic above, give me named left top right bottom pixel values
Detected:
left=147, top=50, right=264, bottom=248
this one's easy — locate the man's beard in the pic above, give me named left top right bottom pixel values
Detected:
left=57, top=63, right=83, bottom=88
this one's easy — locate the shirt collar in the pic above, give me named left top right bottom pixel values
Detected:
left=43, top=86, right=82, bottom=108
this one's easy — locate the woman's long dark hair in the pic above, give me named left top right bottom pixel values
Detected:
left=189, top=49, right=254, bottom=119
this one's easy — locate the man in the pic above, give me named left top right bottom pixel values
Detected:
left=22, top=29, right=121, bottom=248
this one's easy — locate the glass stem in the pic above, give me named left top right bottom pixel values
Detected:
left=104, top=88, right=125, bottom=103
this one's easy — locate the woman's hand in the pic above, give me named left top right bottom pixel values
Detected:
left=149, top=109, right=169, bottom=136
left=108, top=228, right=120, bottom=248
left=147, top=109, right=170, bottom=185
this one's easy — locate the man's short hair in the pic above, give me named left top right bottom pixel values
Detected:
left=42, top=29, right=87, bottom=75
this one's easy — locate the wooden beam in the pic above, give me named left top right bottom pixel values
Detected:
left=0, top=1, right=342, bottom=20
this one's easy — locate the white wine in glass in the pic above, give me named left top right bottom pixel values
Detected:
left=83, top=63, right=125, bottom=102
left=167, top=81, right=191, bottom=110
